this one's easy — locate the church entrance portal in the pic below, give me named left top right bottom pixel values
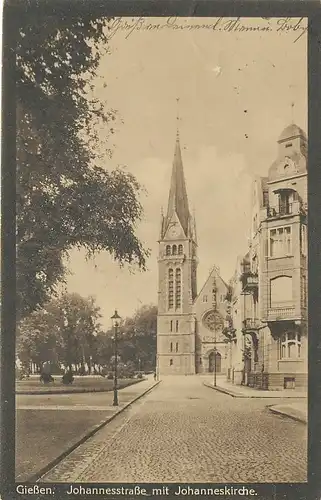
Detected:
left=209, top=351, right=221, bottom=373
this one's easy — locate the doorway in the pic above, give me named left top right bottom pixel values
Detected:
left=209, top=351, right=221, bottom=373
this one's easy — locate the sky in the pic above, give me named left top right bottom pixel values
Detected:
left=64, top=17, right=307, bottom=328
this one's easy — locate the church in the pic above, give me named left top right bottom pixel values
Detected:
left=156, top=129, right=231, bottom=376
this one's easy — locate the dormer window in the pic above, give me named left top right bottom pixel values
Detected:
left=178, top=244, right=183, bottom=255
left=172, top=245, right=177, bottom=255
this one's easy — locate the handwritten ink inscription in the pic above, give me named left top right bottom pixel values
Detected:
left=107, top=17, right=307, bottom=43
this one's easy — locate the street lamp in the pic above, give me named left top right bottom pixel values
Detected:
left=111, top=310, right=121, bottom=406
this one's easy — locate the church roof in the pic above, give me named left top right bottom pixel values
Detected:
left=278, top=123, right=307, bottom=143
left=165, top=132, right=190, bottom=236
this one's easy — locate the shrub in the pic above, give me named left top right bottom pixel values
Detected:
left=137, top=372, right=143, bottom=379
left=107, top=372, right=113, bottom=379
left=40, top=373, right=54, bottom=384
left=62, top=371, right=74, bottom=385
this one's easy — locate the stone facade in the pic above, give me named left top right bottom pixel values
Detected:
left=157, top=132, right=229, bottom=376
left=228, top=124, right=308, bottom=390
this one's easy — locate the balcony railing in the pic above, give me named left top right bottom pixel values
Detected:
left=242, top=318, right=261, bottom=330
left=266, top=201, right=306, bottom=219
left=267, top=306, right=295, bottom=321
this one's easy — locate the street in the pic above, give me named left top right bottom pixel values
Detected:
left=40, top=376, right=307, bottom=483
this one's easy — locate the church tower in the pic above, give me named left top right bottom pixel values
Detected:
left=157, top=128, right=198, bottom=376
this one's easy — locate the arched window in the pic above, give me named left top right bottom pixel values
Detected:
left=176, top=342, right=178, bottom=352
left=178, top=244, right=183, bottom=255
left=172, top=245, right=177, bottom=255
left=170, top=342, right=173, bottom=352
left=175, top=268, right=181, bottom=309
left=166, top=245, right=171, bottom=256
left=168, top=269, right=174, bottom=309
left=280, top=332, right=301, bottom=359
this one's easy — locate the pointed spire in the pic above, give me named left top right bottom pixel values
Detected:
left=165, top=119, right=190, bottom=237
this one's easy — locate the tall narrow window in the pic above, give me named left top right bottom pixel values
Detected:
left=176, top=342, right=178, bottom=352
left=301, top=224, right=307, bottom=256
left=170, top=359, right=173, bottom=366
left=170, top=342, right=173, bottom=352
left=172, top=245, right=177, bottom=255
left=170, top=320, right=173, bottom=332
left=166, top=245, right=171, bottom=256
left=178, top=244, right=183, bottom=255
left=168, top=269, right=174, bottom=309
left=176, top=320, right=179, bottom=332
left=175, top=268, right=181, bottom=309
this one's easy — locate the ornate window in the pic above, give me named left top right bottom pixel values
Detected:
left=175, top=268, right=181, bottom=309
left=280, top=332, right=301, bottom=359
left=168, top=269, right=174, bottom=309
left=178, top=244, right=183, bottom=255
left=166, top=245, right=171, bottom=256
left=172, top=245, right=177, bottom=255
left=202, top=310, right=224, bottom=332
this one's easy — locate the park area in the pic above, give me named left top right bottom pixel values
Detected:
left=16, top=375, right=150, bottom=481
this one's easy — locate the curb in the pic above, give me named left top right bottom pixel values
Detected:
left=16, top=379, right=144, bottom=396
left=203, top=382, right=307, bottom=399
left=267, top=406, right=307, bottom=424
left=203, top=382, right=245, bottom=398
left=26, top=380, right=161, bottom=483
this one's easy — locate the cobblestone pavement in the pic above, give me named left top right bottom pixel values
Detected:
left=41, top=376, right=307, bottom=484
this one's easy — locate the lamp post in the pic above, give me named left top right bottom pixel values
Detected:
left=111, top=310, right=121, bottom=406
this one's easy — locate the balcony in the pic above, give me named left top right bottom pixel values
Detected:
left=266, top=200, right=306, bottom=219
left=267, top=306, right=296, bottom=321
left=242, top=318, right=261, bottom=331
left=240, top=272, right=258, bottom=293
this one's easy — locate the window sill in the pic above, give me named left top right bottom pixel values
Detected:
left=267, top=255, right=293, bottom=260
left=278, top=358, right=303, bottom=362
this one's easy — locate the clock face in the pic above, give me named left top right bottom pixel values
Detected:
left=203, top=310, right=224, bottom=332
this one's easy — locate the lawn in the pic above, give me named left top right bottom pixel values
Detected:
left=16, top=376, right=144, bottom=394
left=16, top=377, right=151, bottom=481
left=16, top=409, right=112, bottom=481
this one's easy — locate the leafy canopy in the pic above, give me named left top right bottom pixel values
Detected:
left=16, top=12, right=149, bottom=319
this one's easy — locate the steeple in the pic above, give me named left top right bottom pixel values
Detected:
left=165, top=133, right=190, bottom=236
left=163, top=99, right=191, bottom=237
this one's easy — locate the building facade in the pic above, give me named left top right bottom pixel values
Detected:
left=157, top=122, right=307, bottom=387
left=228, top=124, right=308, bottom=390
left=157, top=131, right=230, bottom=376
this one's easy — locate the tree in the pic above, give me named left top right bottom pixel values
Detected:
left=122, top=304, right=157, bottom=371
left=17, top=292, right=102, bottom=374
left=16, top=12, right=149, bottom=319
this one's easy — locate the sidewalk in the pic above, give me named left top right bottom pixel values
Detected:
left=18, top=375, right=160, bottom=482
left=203, top=376, right=307, bottom=399
left=267, top=401, right=307, bottom=424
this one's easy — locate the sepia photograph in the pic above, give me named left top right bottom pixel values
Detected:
left=12, top=12, right=309, bottom=492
